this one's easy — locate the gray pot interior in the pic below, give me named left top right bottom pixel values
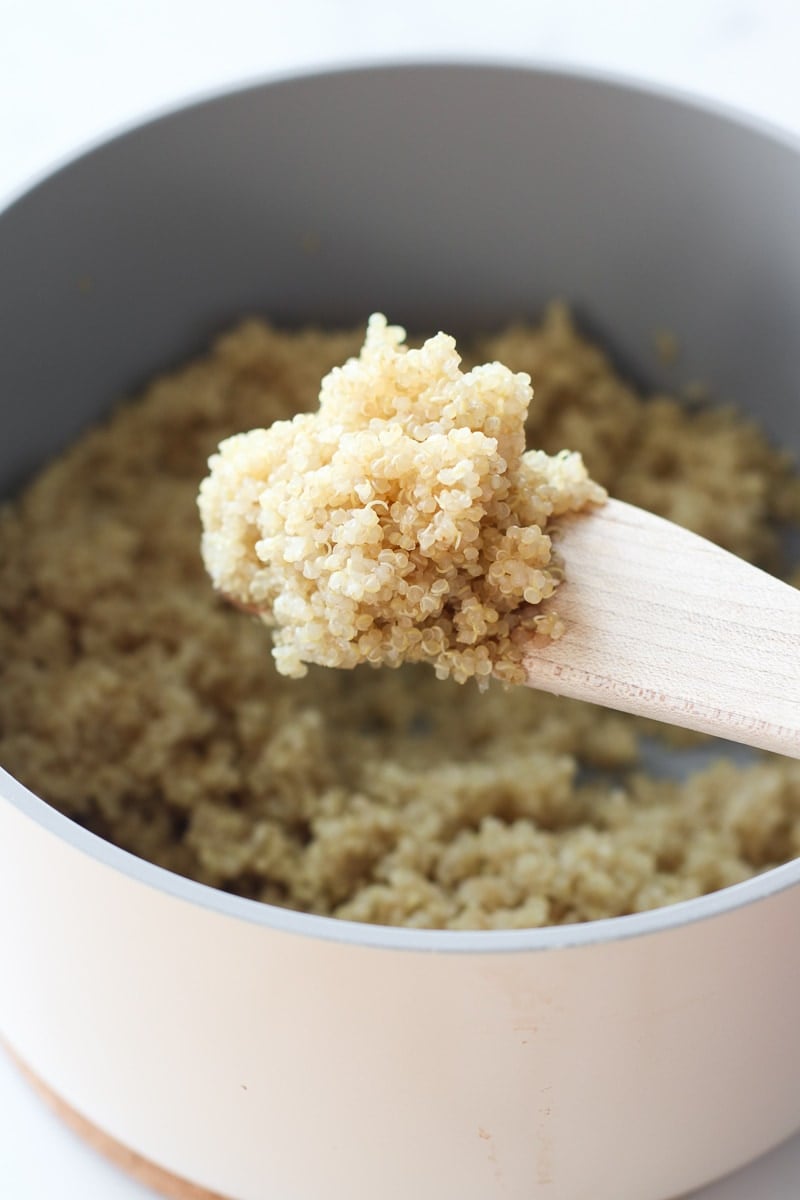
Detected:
left=1, top=63, right=799, bottom=499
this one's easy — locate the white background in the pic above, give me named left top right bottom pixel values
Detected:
left=3, top=1, right=800, bottom=1196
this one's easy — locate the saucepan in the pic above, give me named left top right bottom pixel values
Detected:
left=1, top=62, right=800, bottom=1200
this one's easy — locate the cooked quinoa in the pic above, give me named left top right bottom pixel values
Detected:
left=1, top=304, right=800, bottom=930
left=198, top=314, right=605, bottom=685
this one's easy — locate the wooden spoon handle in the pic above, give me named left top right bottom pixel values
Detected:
left=521, top=499, right=800, bottom=758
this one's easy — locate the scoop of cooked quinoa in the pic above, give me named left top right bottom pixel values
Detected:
left=198, top=314, right=605, bottom=684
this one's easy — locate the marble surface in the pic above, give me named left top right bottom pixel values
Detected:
left=3, top=1, right=800, bottom=1196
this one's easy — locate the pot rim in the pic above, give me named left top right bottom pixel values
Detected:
left=5, top=763, right=800, bottom=954
left=3, top=55, right=800, bottom=219
left=3, top=57, right=800, bottom=957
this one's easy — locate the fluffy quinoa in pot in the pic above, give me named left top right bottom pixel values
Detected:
left=2, top=303, right=800, bottom=931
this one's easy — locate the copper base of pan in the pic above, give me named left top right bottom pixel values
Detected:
left=4, top=1042, right=230, bottom=1200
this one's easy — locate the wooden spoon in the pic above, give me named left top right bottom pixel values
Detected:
left=522, top=499, right=800, bottom=758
